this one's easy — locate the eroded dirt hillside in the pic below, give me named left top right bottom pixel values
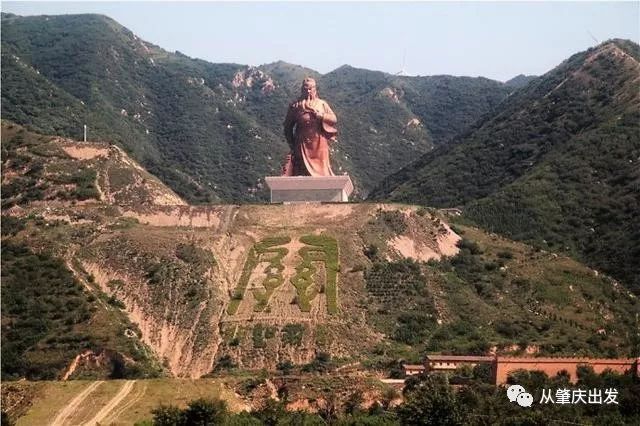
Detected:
left=25, top=202, right=458, bottom=377
left=4, top=122, right=637, bottom=380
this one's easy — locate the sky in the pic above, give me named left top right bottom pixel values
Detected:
left=2, top=1, right=639, bottom=82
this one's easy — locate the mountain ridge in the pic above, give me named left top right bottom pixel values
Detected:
left=371, top=39, right=640, bottom=293
left=1, top=12, right=512, bottom=202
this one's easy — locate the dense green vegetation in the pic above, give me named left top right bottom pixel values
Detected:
left=429, top=233, right=638, bottom=357
left=282, top=323, right=305, bottom=347
left=139, top=367, right=639, bottom=425
left=373, top=39, right=640, bottom=294
left=504, top=74, right=537, bottom=88
left=364, top=226, right=639, bottom=363
left=292, top=235, right=339, bottom=314
left=228, top=236, right=290, bottom=315
left=1, top=12, right=510, bottom=201
left=365, top=258, right=438, bottom=345
left=1, top=242, right=93, bottom=379
left=1, top=242, right=160, bottom=380
left=465, top=113, right=640, bottom=294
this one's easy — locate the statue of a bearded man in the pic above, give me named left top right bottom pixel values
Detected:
left=282, top=78, right=338, bottom=176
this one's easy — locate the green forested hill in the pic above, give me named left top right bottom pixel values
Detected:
left=504, top=74, right=537, bottom=88
left=1, top=12, right=510, bottom=202
left=372, top=39, right=640, bottom=293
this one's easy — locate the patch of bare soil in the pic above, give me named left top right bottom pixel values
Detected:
left=123, top=206, right=223, bottom=227
left=242, top=204, right=356, bottom=227
left=437, top=222, right=461, bottom=256
left=61, top=349, right=116, bottom=380
left=389, top=235, right=440, bottom=262
left=84, top=380, right=135, bottom=426
left=386, top=208, right=460, bottom=261
left=84, top=262, right=220, bottom=378
left=286, top=399, right=317, bottom=412
left=50, top=381, right=104, bottom=426
left=61, top=145, right=109, bottom=160
left=152, top=191, right=185, bottom=206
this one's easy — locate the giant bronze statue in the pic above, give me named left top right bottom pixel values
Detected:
left=282, top=78, right=338, bottom=176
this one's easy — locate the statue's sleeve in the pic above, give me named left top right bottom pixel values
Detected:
left=283, top=105, right=296, bottom=150
left=321, top=101, right=338, bottom=136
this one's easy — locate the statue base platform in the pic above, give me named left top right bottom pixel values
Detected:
left=265, top=176, right=354, bottom=203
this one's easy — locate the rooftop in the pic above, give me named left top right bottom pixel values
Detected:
left=426, top=355, right=495, bottom=362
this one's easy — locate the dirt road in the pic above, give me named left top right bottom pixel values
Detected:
left=50, top=381, right=104, bottom=426
left=83, top=380, right=136, bottom=426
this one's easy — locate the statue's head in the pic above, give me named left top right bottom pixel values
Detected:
left=300, top=77, right=318, bottom=100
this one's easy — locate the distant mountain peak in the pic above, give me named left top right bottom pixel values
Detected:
left=332, top=64, right=355, bottom=72
left=263, top=60, right=303, bottom=68
left=595, top=38, right=640, bottom=62
left=504, top=74, right=537, bottom=88
left=0, top=12, right=512, bottom=202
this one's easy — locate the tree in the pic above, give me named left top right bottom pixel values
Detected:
left=252, top=399, right=287, bottom=426
left=345, top=391, right=365, bottom=415
left=182, top=398, right=228, bottom=426
left=396, top=374, right=466, bottom=426
left=276, top=360, right=294, bottom=375
left=151, top=405, right=183, bottom=426
left=1, top=412, right=14, bottom=426
left=472, top=363, right=492, bottom=383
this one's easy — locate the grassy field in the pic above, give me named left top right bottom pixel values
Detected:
left=13, top=379, right=246, bottom=426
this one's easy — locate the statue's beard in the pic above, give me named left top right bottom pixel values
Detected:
left=297, top=90, right=318, bottom=110
left=302, top=91, right=317, bottom=101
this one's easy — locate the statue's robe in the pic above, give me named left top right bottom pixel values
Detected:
left=283, top=99, right=337, bottom=177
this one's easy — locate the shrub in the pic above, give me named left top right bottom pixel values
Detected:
left=282, top=323, right=304, bottom=346
left=252, top=324, right=266, bottom=348
left=364, top=244, right=379, bottom=260
left=456, top=238, right=482, bottom=255
left=497, top=250, right=514, bottom=259
left=302, top=352, right=333, bottom=373
left=107, top=295, right=126, bottom=309
left=183, top=398, right=228, bottom=425
left=276, top=360, right=294, bottom=375
left=214, top=355, right=236, bottom=371
left=151, top=405, right=183, bottom=426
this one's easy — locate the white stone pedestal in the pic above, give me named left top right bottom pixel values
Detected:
left=265, top=176, right=354, bottom=203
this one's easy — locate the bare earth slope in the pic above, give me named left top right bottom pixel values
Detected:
left=2, top=122, right=637, bottom=384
